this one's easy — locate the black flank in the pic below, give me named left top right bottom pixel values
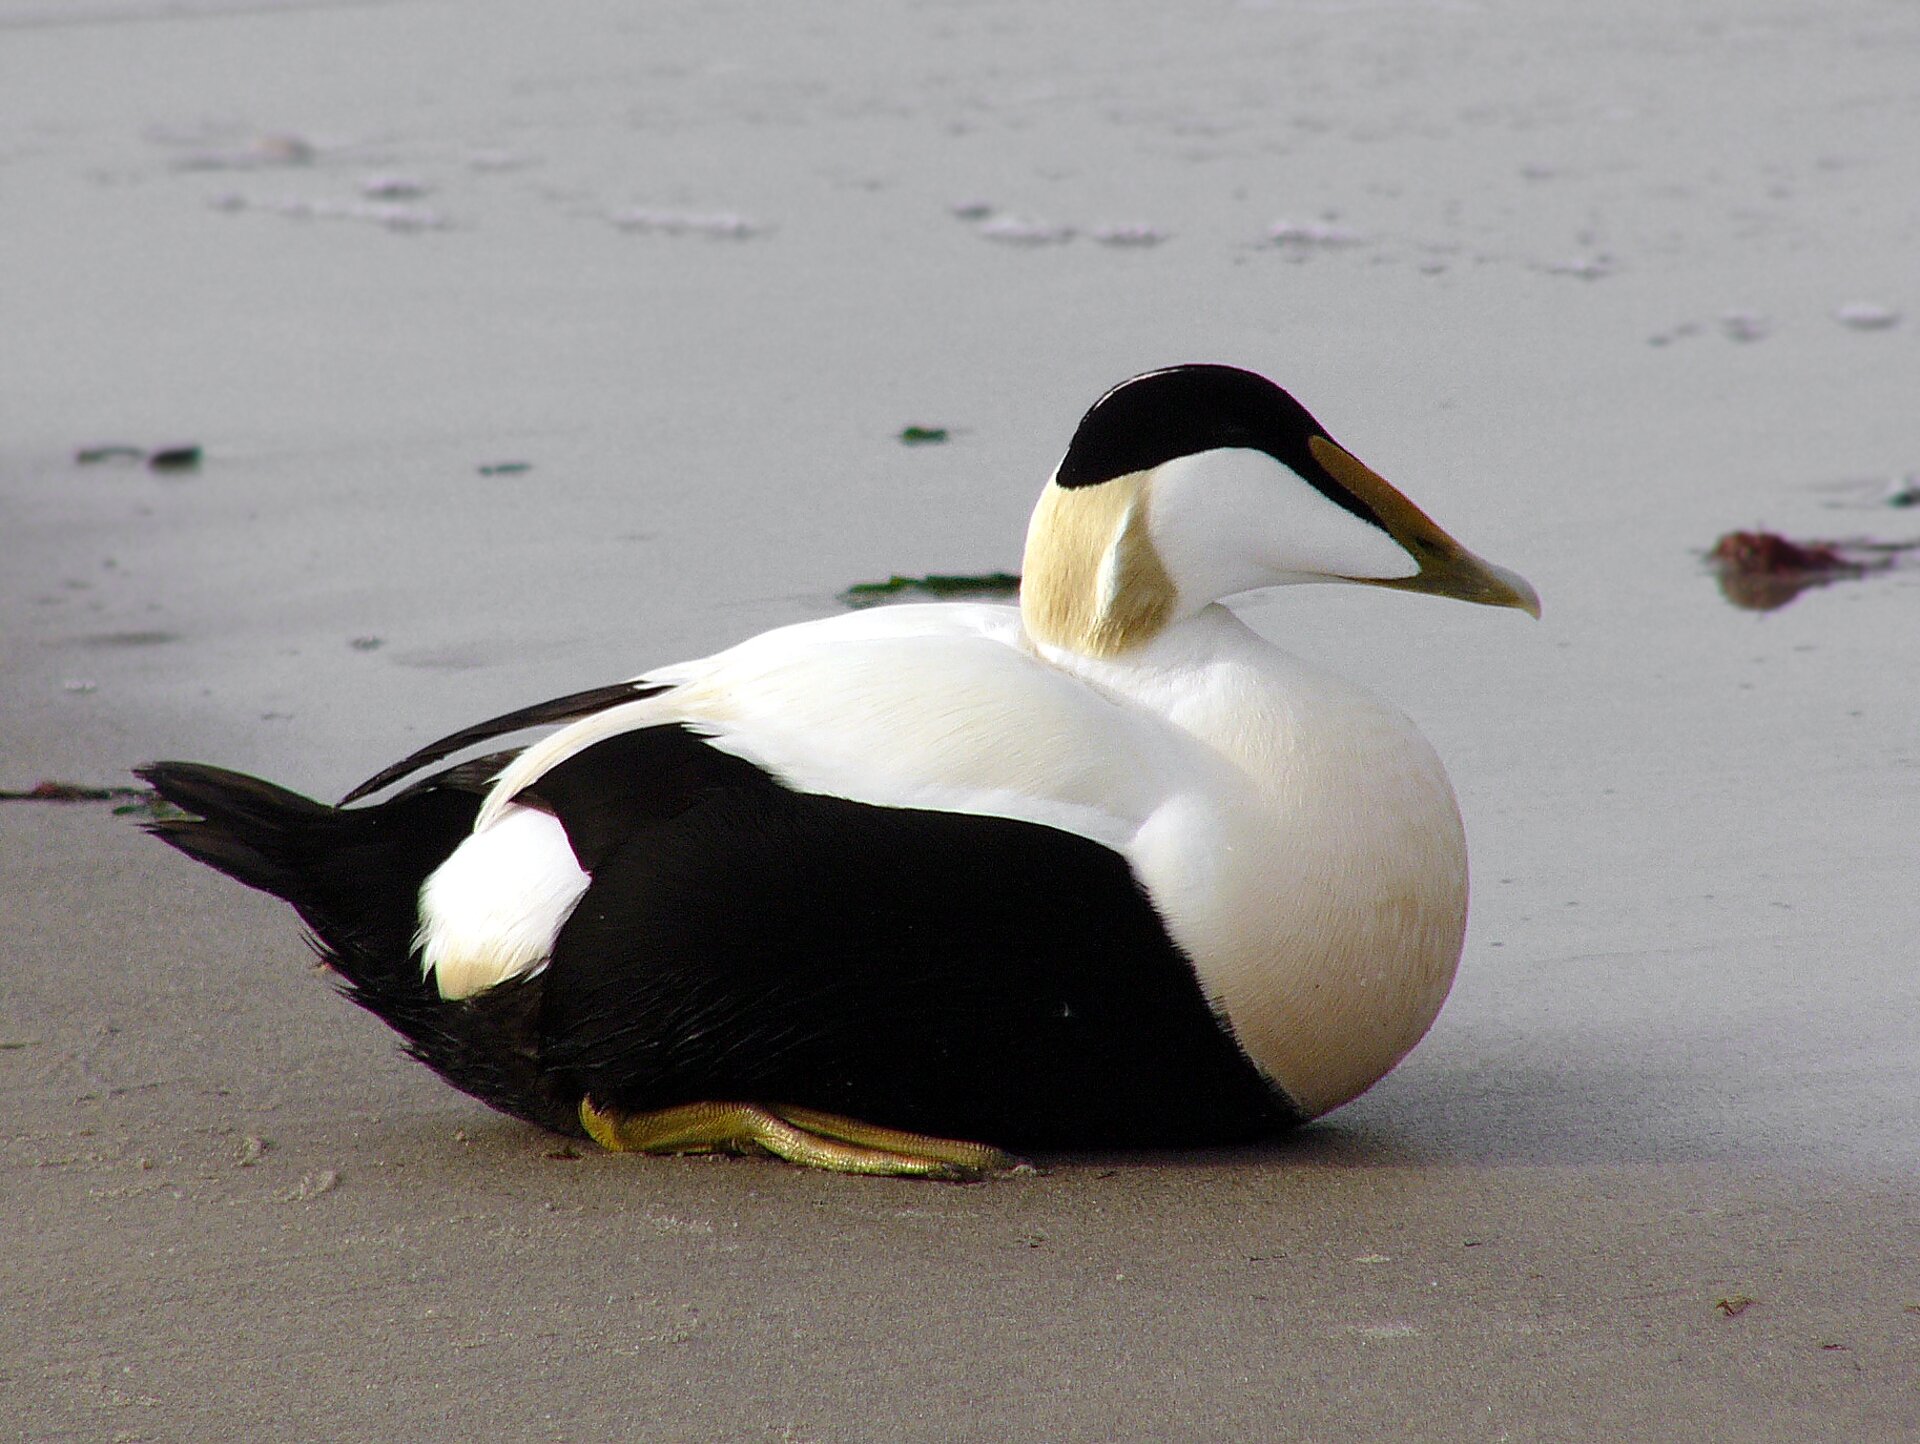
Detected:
left=536, top=728, right=1300, bottom=1149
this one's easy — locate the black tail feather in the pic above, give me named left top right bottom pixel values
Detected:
left=137, top=763, right=338, bottom=897
left=138, top=759, right=470, bottom=976
left=136, top=757, right=584, bottom=1136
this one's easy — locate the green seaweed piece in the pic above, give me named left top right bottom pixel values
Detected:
left=148, top=446, right=203, bottom=472
left=113, top=794, right=190, bottom=820
left=897, top=426, right=949, bottom=445
left=838, top=570, right=1021, bottom=609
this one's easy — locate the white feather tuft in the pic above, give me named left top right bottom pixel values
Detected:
left=416, top=804, right=589, bottom=1001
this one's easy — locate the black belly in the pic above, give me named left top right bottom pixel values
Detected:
left=526, top=728, right=1300, bottom=1149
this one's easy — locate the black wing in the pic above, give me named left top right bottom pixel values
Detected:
left=339, top=680, right=667, bottom=804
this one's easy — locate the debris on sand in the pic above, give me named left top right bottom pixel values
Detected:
left=172, top=132, right=317, bottom=172
left=360, top=174, right=430, bottom=200
left=1807, top=471, right=1920, bottom=510
left=0, top=781, right=138, bottom=802
left=1090, top=224, right=1170, bottom=248
left=1715, top=1296, right=1756, bottom=1317
left=610, top=208, right=768, bottom=239
left=839, top=571, right=1020, bottom=608
left=1647, top=321, right=1703, bottom=347
left=950, top=207, right=1164, bottom=248
left=75, top=443, right=202, bottom=470
left=1539, top=253, right=1615, bottom=280
left=1706, top=529, right=1919, bottom=611
left=1267, top=219, right=1365, bottom=252
left=1709, top=531, right=1865, bottom=611
left=1834, top=302, right=1900, bottom=331
left=897, top=426, right=948, bottom=445
left=278, top=1168, right=339, bottom=1203
left=211, top=193, right=450, bottom=232
left=1, top=781, right=185, bottom=819
left=148, top=445, right=202, bottom=473
left=976, top=214, right=1074, bottom=245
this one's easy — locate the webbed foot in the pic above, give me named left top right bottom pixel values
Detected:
left=578, top=1097, right=1027, bottom=1181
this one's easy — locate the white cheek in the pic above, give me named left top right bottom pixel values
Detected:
left=1148, top=448, right=1417, bottom=600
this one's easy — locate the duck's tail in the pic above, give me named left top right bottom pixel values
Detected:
left=135, top=759, right=583, bottom=1135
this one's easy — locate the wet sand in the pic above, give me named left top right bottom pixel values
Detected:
left=4, top=2, right=1918, bottom=1439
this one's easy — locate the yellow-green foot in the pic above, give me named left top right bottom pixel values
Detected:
left=578, top=1097, right=1027, bottom=1181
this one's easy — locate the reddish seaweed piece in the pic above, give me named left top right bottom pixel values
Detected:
left=0, top=782, right=185, bottom=818
left=0, top=781, right=131, bottom=801
left=1708, top=530, right=1880, bottom=611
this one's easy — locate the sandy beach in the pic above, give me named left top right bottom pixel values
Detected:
left=4, top=2, right=1917, bottom=1439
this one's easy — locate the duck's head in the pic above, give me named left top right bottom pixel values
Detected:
left=1020, top=364, right=1541, bottom=656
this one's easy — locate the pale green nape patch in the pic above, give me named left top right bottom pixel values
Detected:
left=1019, top=472, right=1178, bottom=658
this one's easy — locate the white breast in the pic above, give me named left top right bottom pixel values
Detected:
left=1070, top=611, right=1467, bottom=1117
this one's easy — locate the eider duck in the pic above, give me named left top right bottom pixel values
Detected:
left=141, top=364, right=1538, bottom=1179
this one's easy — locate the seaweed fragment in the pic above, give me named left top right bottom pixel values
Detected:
left=838, top=571, right=1021, bottom=609
left=0, top=781, right=135, bottom=802
left=148, top=446, right=202, bottom=473
left=1705, top=530, right=1918, bottom=611
left=0, top=781, right=186, bottom=817
left=75, top=443, right=202, bottom=471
